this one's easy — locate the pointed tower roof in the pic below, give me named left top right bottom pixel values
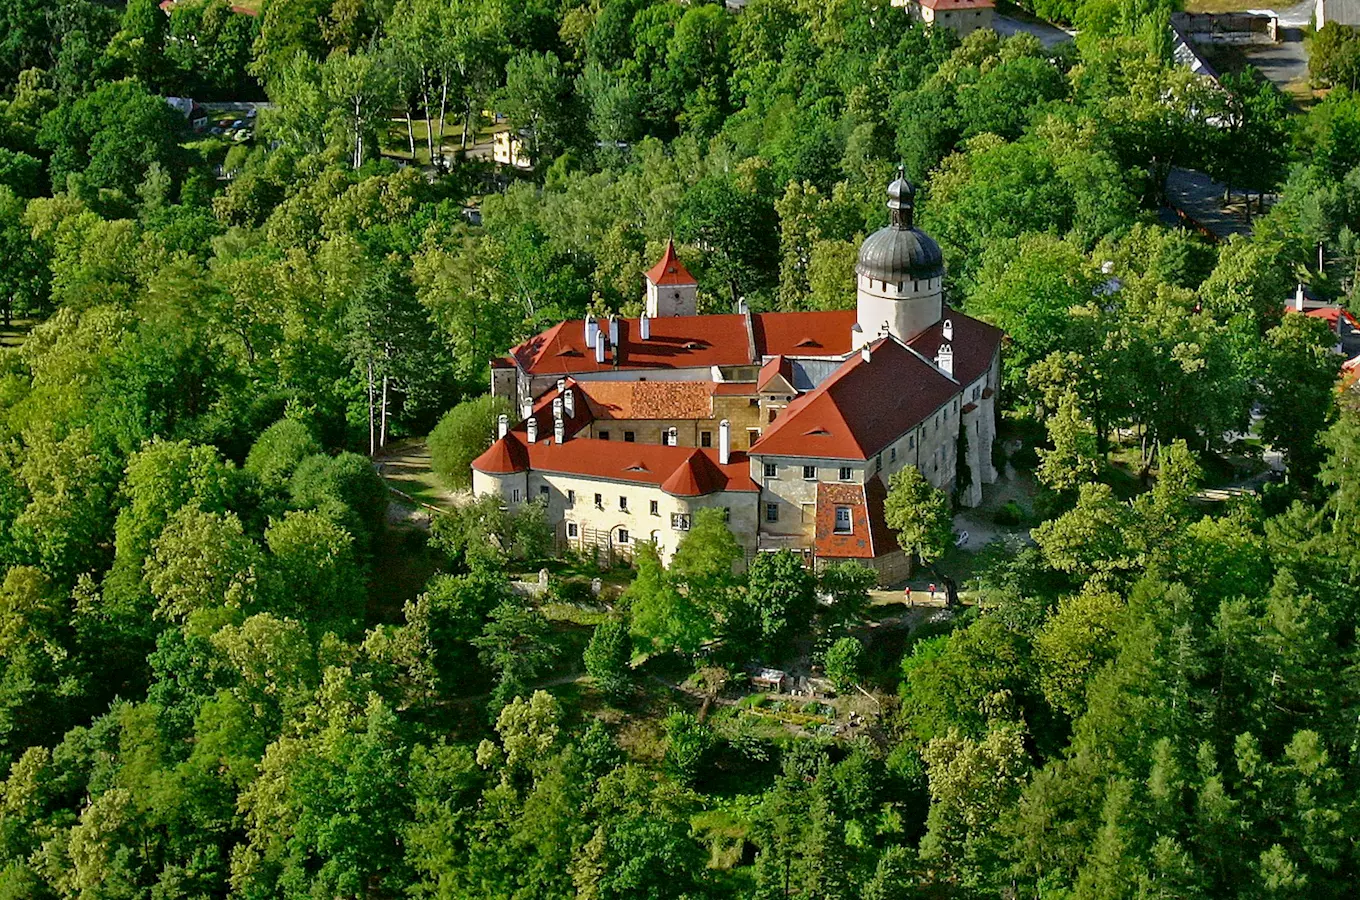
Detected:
left=644, top=239, right=697, bottom=287
left=471, top=433, right=530, bottom=474
left=660, top=449, right=728, bottom=497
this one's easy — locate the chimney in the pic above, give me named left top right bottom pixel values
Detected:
left=736, top=298, right=747, bottom=315
left=1295, top=283, right=1306, bottom=312
left=609, top=314, right=619, bottom=348
left=666, top=426, right=677, bottom=446
left=640, top=313, right=650, bottom=340
left=936, top=343, right=954, bottom=379
left=527, top=416, right=539, bottom=444
left=584, top=313, right=596, bottom=349
left=497, top=414, right=508, bottom=439
left=719, top=419, right=730, bottom=465
left=942, top=318, right=953, bottom=342
left=564, top=389, right=575, bottom=417
left=862, top=343, right=872, bottom=364
left=554, top=417, right=565, bottom=444
left=521, top=401, right=532, bottom=420
left=595, top=335, right=606, bottom=364
left=552, top=396, right=563, bottom=420
left=556, top=378, right=566, bottom=394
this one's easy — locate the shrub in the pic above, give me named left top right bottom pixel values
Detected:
left=246, top=418, right=322, bottom=494
left=429, top=394, right=514, bottom=491
left=584, top=616, right=632, bottom=701
left=824, top=636, right=864, bottom=692
left=1011, top=445, right=1041, bottom=471
left=290, top=452, right=388, bottom=547
left=994, top=500, right=1025, bottom=526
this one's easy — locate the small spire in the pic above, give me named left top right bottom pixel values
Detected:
left=888, top=165, right=914, bottom=230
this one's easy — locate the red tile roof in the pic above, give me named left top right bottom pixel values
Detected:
left=579, top=380, right=714, bottom=420
left=757, top=355, right=796, bottom=392
left=750, top=337, right=960, bottom=461
left=473, top=436, right=757, bottom=495
left=508, top=310, right=857, bottom=377
left=660, top=450, right=732, bottom=497
left=905, top=309, right=1002, bottom=388
left=471, top=433, right=531, bottom=474
left=813, top=477, right=902, bottom=559
left=644, top=240, right=697, bottom=287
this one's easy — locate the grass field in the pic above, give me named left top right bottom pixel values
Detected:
left=0, top=319, right=35, bottom=348
left=1183, top=0, right=1255, bottom=13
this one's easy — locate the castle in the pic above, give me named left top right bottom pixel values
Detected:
left=472, top=174, right=1002, bottom=583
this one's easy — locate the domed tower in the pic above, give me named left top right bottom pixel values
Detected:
left=854, top=171, right=945, bottom=349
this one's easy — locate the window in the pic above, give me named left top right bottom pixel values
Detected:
left=749, top=398, right=759, bottom=407
left=768, top=409, right=778, bottom=423
left=567, top=522, right=578, bottom=538
left=722, top=507, right=731, bottom=522
left=934, top=414, right=940, bottom=430
left=748, top=428, right=761, bottom=445
left=624, top=431, right=635, bottom=442
left=766, top=503, right=779, bottom=523
left=803, top=465, right=817, bottom=480
left=619, top=496, right=628, bottom=511
left=834, top=506, right=852, bottom=533
left=665, top=428, right=678, bottom=446
left=764, top=463, right=778, bottom=478
left=839, top=466, right=852, bottom=481
left=909, top=435, right=915, bottom=450
left=671, top=513, right=691, bottom=531
left=972, top=385, right=981, bottom=401
left=567, top=489, right=575, bottom=506
left=599, top=430, right=610, bottom=440
left=700, top=431, right=712, bottom=448
left=539, top=485, right=549, bottom=497
left=512, top=489, right=520, bottom=503
left=594, top=493, right=603, bottom=509
left=890, top=447, right=897, bottom=462
left=650, top=500, right=659, bottom=516
left=618, top=529, right=630, bottom=544
left=874, top=454, right=882, bottom=473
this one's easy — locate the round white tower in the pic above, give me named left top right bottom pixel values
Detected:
left=854, top=172, right=945, bottom=348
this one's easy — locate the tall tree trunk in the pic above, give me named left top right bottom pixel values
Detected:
left=422, top=84, right=435, bottom=163
left=380, top=374, right=390, bottom=449
left=462, top=97, right=472, bottom=150
left=436, top=80, right=449, bottom=168
left=406, top=110, right=416, bottom=157
left=367, top=358, right=376, bottom=456
left=353, top=97, right=364, bottom=169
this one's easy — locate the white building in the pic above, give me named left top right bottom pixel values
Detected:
left=474, top=174, right=1003, bottom=582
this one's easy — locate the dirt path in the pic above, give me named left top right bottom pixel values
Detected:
left=374, top=438, right=462, bottom=514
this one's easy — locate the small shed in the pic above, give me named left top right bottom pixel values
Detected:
left=751, top=668, right=788, bottom=692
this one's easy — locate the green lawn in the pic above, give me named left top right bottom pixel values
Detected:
left=375, top=438, right=458, bottom=511
left=380, top=117, right=497, bottom=166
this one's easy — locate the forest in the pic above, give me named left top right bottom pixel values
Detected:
left=0, top=0, right=1357, bottom=896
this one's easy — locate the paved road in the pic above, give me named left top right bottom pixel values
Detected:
left=1273, top=0, right=1314, bottom=27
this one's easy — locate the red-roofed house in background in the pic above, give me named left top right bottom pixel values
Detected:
left=892, top=0, right=994, bottom=36
left=1285, top=284, right=1360, bottom=366
left=474, top=174, right=1003, bottom=582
